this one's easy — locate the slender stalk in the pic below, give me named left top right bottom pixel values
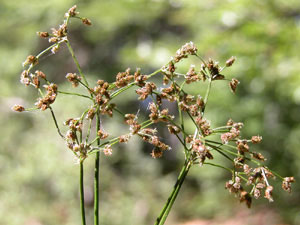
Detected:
left=110, top=83, right=136, bottom=99
left=49, top=106, right=65, bottom=139
left=85, top=119, right=93, bottom=143
left=177, top=102, right=187, bottom=154
left=80, top=161, right=87, bottom=225
left=201, top=78, right=212, bottom=116
left=203, top=162, right=233, bottom=173
left=154, top=160, right=191, bottom=225
left=57, top=90, right=93, bottom=100
left=94, top=112, right=101, bottom=225
left=65, top=40, right=89, bottom=87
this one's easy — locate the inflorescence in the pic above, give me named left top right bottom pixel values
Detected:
left=14, top=5, right=294, bottom=212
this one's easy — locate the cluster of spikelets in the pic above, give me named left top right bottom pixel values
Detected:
left=13, top=5, right=294, bottom=209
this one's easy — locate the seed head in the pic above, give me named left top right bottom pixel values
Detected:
left=37, top=32, right=49, bottom=38
left=264, top=186, right=274, bottom=202
left=282, top=177, right=295, bottom=193
left=251, top=135, right=262, bottom=144
left=22, top=55, right=38, bottom=67
left=240, top=190, right=252, bottom=208
left=35, top=70, right=46, bottom=79
left=82, top=18, right=92, bottom=26
left=97, top=129, right=109, bottom=139
left=151, top=148, right=163, bottom=158
left=103, top=145, right=112, bottom=156
left=67, top=5, right=78, bottom=17
left=12, top=104, right=25, bottom=112
left=226, top=56, right=236, bottom=67
left=229, top=78, right=239, bottom=93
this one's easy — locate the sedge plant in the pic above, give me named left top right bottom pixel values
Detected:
left=13, top=5, right=295, bottom=225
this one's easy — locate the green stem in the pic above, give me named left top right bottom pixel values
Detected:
left=85, top=118, right=93, bottom=143
left=94, top=112, right=101, bottom=225
left=203, top=162, right=233, bottom=173
left=201, top=78, right=212, bottom=116
left=154, top=160, right=192, bottom=225
left=110, top=83, right=136, bottom=99
left=57, top=90, right=93, bottom=100
left=206, top=143, right=233, bottom=162
left=80, top=161, right=87, bottom=225
left=65, top=40, right=89, bottom=87
left=177, top=102, right=186, bottom=154
left=49, top=106, right=65, bottom=139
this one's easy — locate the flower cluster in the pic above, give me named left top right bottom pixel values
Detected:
left=64, top=118, right=90, bottom=161
left=174, top=41, right=198, bottom=62
left=35, top=83, right=57, bottom=111
left=93, top=80, right=114, bottom=116
left=138, top=128, right=171, bottom=158
left=66, top=73, right=81, bottom=87
left=148, top=102, right=174, bottom=123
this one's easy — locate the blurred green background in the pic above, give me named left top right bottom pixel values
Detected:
left=1, top=0, right=300, bottom=224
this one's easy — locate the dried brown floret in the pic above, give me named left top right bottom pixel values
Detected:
left=20, top=70, right=31, bottom=86
left=253, top=188, right=261, bottom=199
left=23, top=55, right=38, bottom=67
left=136, top=82, right=156, bottom=100
left=86, top=107, right=96, bottom=120
left=35, top=70, right=46, bottom=79
left=207, top=58, right=220, bottom=76
left=124, top=114, right=136, bottom=125
left=167, top=125, right=181, bottom=134
left=225, top=180, right=240, bottom=193
left=282, top=177, right=295, bottom=193
left=264, top=186, right=274, bottom=202
left=168, top=61, right=176, bottom=73
left=49, top=37, right=59, bottom=43
left=234, top=157, right=245, bottom=168
left=97, top=129, right=109, bottom=139
left=35, top=83, right=58, bottom=110
left=243, top=164, right=252, bottom=175
left=251, top=135, right=262, bottom=144
left=226, top=56, right=236, bottom=67
left=66, top=73, right=81, bottom=87
left=82, top=18, right=92, bottom=26
left=191, top=138, right=213, bottom=165
left=240, top=190, right=252, bottom=208
left=67, top=5, right=78, bottom=17
left=185, top=65, right=199, bottom=84
left=236, top=140, right=249, bottom=153
left=251, top=152, right=266, bottom=161
left=119, top=134, right=131, bottom=143
left=66, top=130, right=76, bottom=141
left=196, top=95, right=204, bottom=109
left=148, top=102, right=159, bottom=122
left=174, top=42, right=198, bottom=62
left=103, top=145, right=112, bottom=156
left=151, top=148, right=163, bottom=158
left=229, top=78, right=239, bottom=93
left=51, top=24, right=67, bottom=38
left=195, top=116, right=212, bottom=136
left=116, top=68, right=134, bottom=88
left=159, top=108, right=174, bottom=122
left=227, top=119, right=234, bottom=126
left=37, top=32, right=49, bottom=38
left=12, top=105, right=25, bottom=112
left=51, top=45, right=60, bottom=54
left=31, top=75, right=40, bottom=88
